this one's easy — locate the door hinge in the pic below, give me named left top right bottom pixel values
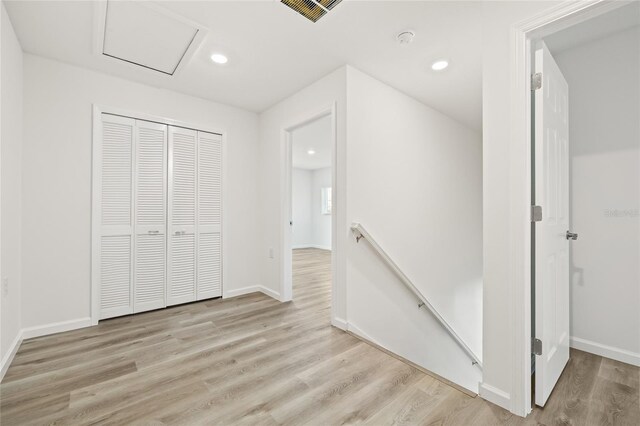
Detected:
left=532, top=338, right=542, bottom=356
left=531, top=205, right=542, bottom=222
left=531, top=73, right=542, bottom=91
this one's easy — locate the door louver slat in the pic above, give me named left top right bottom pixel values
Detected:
left=170, top=233, right=196, bottom=300
left=171, top=132, right=196, bottom=226
left=100, top=235, right=132, bottom=312
left=135, top=234, right=165, bottom=307
left=136, top=127, right=166, bottom=226
left=198, top=232, right=221, bottom=298
left=102, top=121, right=133, bottom=226
left=198, top=133, right=222, bottom=226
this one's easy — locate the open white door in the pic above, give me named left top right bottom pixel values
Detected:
left=534, top=42, right=574, bottom=407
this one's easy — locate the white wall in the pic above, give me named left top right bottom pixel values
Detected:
left=311, top=167, right=331, bottom=250
left=480, top=0, right=562, bottom=412
left=292, top=167, right=332, bottom=250
left=0, top=3, right=23, bottom=377
left=292, top=168, right=312, bottom=248
left=21, top=54, right=260, bottom=331
left=258, top=67, right=346, bottom=319
left=553, top=27, right=640, bottom=364
left=345, top=67, right=483, bottom=392
left=260, top=65, right=483, bottom=392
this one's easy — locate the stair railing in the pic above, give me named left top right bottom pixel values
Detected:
left=351, top=222, right=482, bottom=370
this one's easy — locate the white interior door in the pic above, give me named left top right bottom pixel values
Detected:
left=133, top=120, right=167, bottom=312
left=99, top=114, right=135, bottom=319
left=196, top=131, right=222, bottom=299
left=534, top=42, right=571, bottom=407
left=168, top=126, right=197, bottom=305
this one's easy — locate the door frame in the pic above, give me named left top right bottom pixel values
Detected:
left=91, top=104, right=227, bottom=325
left=280, top=103, right=337, bottom=311
left=508, top=0, right=632, bottom=417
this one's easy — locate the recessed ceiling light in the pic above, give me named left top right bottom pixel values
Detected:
left=210, top=53, right=228, bottom=64
left=307, top=149, right=316, bottom=155
left=431, top=60, right=449, bottom=71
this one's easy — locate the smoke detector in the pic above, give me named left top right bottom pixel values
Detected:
left=396, top=31, right=415, bottom=45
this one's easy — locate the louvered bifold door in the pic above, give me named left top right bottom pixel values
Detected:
left=99, top=114, right=135, bottom=319
left=197, top=131, right=222, bottom=299
left=167, top=126, right=197, bottom=305
left=134, top=120, right=167, bottom=313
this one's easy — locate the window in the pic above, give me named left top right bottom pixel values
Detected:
left=321, top=187, right=332, bottom=215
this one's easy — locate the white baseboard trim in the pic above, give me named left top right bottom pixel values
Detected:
left=21, top=317, right=93, bottom=340
left=331, top=316, right=348, bottom=331
left=479, top=383, right=511, bottom=410
left=346, top=322, right=380, bottom=345
left=570, top=336, right=640, bottom=367
left=223, top=285, right=262, bottom=298
left=258, top=285, right=281, bottom=301
left=0, top=330, right=24, bottom=382
left=2, top=317, right=92, bottom=381
left=223, top=285, right=281, bottom=302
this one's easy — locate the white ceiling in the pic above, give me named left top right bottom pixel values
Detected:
left=545, top=2, right=640, bottom=54
left=292, top=115, right=332, bottom=170
left=4, top=0, right=483, bottom=130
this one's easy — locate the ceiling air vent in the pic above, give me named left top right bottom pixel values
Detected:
left=281, top=0, right=344, bottom=23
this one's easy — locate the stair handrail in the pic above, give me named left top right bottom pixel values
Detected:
left=351, top=222, right=482, bottom=370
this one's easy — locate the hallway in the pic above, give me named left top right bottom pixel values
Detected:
left=0, top=249, right=637, bottom=424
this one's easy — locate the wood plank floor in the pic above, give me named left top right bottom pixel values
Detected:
left=1, top=248, right=638, bottom=425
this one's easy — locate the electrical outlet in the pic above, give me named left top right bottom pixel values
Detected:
left=268, top=248, right=274, bottom=259
left=2, top=277, right=8, bottom=296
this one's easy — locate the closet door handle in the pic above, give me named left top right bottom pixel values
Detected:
left=148, top=230, right=160, bottom=234
left=174, top=231, right=186, bottom=236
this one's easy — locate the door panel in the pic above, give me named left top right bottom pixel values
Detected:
left=99, top=114, right=135, bottom=319
left=134, top=233, right=166, bottom=311
left=101, top=119, right=133, bottom=228
left=134, top=120, right=167, bottom=312
left=100, top=234, right=133, bottom=318
left=168, top=127, right=197, bottom=305
left=534, top=41, right=570, bottom=407
left=198, top=232, right=221, bottom=299
left=197, top=131, right=222, bottom=299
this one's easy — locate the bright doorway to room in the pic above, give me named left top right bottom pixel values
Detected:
left=288, top=114, right=333, bottom=303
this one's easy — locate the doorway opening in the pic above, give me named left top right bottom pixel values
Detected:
left=290, top=114, right=332, bottom=303
left=281, top=105, right=336, bottom=321
left=529, top=1, right=640, bottom=411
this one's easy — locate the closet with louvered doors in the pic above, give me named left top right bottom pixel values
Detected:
left=95, top=112, right=222, bottom=320
left=167, top=127, right=222, bottom=306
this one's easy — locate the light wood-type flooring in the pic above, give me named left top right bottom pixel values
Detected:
left=1, top=248, right=638, bottom=424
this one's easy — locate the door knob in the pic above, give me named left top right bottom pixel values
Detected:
left=566, top=231, right=578, bottom=240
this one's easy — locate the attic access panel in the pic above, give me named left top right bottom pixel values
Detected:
left=102, top=0, right=199, bottom=75
left=281, top=0, right=343, bottom=23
